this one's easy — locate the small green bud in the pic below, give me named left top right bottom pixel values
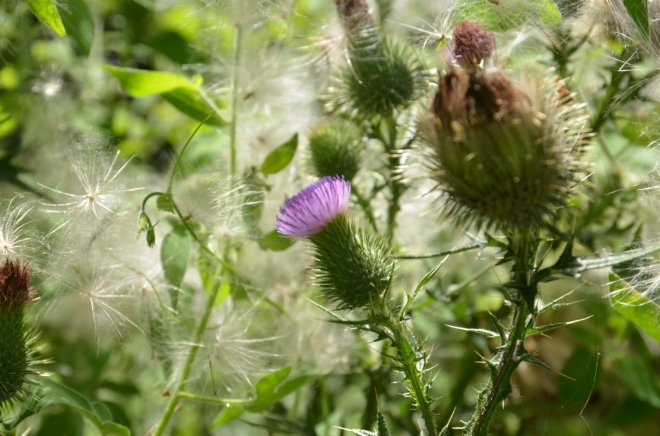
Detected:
left=311, top=215, right=394, bottom=310
left=309, top=123, right=362, bottom=181
left=137, top=212, right=156, bottom=247
left=0, top=261, right=32, bottom=408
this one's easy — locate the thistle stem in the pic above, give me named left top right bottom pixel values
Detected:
left=465, top=234, right=535, bottom=436
left=153, top=270, right=225, bottom=436
left=383, top=115, right=403, bottom=244
left=229, top=23, right=242, bottom=177
left=384, top=314, right=436, bottom=435
left=465, top=301, right=529, bottom=436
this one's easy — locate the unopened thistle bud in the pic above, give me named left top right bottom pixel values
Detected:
left=330, top=0, right=428, bottom=118
left=0, top=260, right=32, bottom=408
left=335, top=0, right=373, bottom=34
left=421, top=70, right=588, bottom=230
left=450, top=21, right=495, bottom=69
left=276, top=177, right=394, bottom=310
left=309, top=123, right=362, bottom=181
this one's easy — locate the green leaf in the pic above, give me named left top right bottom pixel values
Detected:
left=609, top=272, right=660, bottom=341
left=536, top=0, right=562, bottom=27
left=558, top=348, right=600, bottom=410
left=260, top=133, right=298, bottom=176
left=58, top=0, right=94, bottom=55
left=161, top=224, right=191, bottom=309
left=27, top=0, right=66, bottom=37
left=255, top=367, right=291, bottom=398
left=161, top=86, right=226, bottom=126
left=212, top=368, right=315, bottom=428
left=452, top=0, right=561, bottom=31
left=213, top=406, right=246, bottom=427
left=156, top=192, right=175, bottom=213
left=623, top=0, right=649, bottom=40
left=258, top=229, right=295, bottom=251
left=37, top=378, right=131, bottom=435
left=103, top=66, right=192, bottom=96
left=614, top=353, right=660, bottom=407
left=103, top=66, right=226, bottom=126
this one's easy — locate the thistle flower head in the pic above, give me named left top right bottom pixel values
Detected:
left=0, top=260, right=33, bottom=409
left=450, top=20, right=495, bottom=68
left=421, top=69, right=589, bottom=230
left=275, top=178, right=393, bottom=310
left=276, top=176, right=351, bottom=238
left=0, top=260, right=31, bottom=311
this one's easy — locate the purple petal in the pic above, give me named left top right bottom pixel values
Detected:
left=276, top=176, right=351, bottom=238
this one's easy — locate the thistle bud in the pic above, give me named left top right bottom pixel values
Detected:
left=0, top=260, right=32, bottom=408
left=335, top=0, right=374, bottom=34
left=308, top=123, right=362, bottom=181
left=276, top=177, right=394, bottom=309
left=330, top=0, right=428, bottom=118
left=450, top=21, right=495, bottom=69
left=421, top=70, right=588, bottom=230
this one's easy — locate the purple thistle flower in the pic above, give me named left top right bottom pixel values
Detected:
left=276, top=177, right=351, bottom=238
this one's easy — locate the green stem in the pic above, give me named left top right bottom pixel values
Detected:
left=229, top=23, right=242, bottom=177
left=383, top=115, right=403, bottom=244
left=168, top=121, right=208, bottom=192
left=384, top=313, right=436, bottom=435
left=153, top=268, right=225, bottom=436
left=177, top=392, right=253, bottom=405
left=465, top=234, right=535, bottom=436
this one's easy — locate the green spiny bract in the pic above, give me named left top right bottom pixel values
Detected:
left=421, top=70, right=588, bottom=231
left=310, top=215, right=394, bottom=310
left=0, top=261, right=32, bottom=409
left=329, top=0, right=429, bottom=118
left=309, top=123, right=361, bottom=181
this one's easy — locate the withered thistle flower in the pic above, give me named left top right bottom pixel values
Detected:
left=276, top=177, right=393, bottom=310
left=450, top=20, right=496, bottom=69
left=421, top=70, right=588, bottom=230
left=0, top=260, right=33, bottom=409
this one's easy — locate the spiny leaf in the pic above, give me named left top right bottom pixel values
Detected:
left=525, top=316, right=593, bottom=337
left=446, top=324, right=499, bottom=338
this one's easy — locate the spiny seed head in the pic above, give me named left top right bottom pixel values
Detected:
left=421, top=70, right=589, bottom=231
left=0, top=260, right=31, bottom=310
left=451, top=20, right=495, bottom=68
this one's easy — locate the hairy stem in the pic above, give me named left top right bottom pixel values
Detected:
left=384, top=313, right=436, bottom=435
